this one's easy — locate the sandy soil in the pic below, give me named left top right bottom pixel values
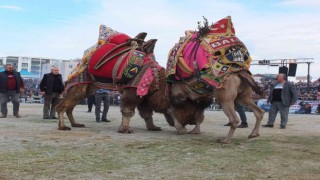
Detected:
left=1, top=103, right=320, bottom=179
left=1, top=103, right=320, bottom=149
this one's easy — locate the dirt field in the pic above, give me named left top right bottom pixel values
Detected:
left=1, top=103, right=320, bottom=179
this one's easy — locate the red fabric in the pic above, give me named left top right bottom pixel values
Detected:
left=136, top=61, right=163, bottom=97
left=7, top=73, right=17, bottom=91
left=137, top=68, right=153, bottom=96
left=88, top=44, right=130, bottom=78
left=209, top=17, right=235, bottom=34
left=108, top=33, right=130, bottom=44
left=88, top=34, right=131, bottom=78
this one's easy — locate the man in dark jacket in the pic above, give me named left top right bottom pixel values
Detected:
left=40, top=67, right=64, bottom=119
left=262, top=73, right=298, bottom=129
left=0, top=64, right=24, bottom=118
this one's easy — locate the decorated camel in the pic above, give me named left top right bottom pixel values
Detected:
left=56, top=25, right=201, bottom=134
left=166, top=16, right=265, bottom=143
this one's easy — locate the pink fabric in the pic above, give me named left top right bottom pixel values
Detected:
left=136, top=63, right=163, bottom=97
left=175, top=33, right=210, bottom=79
left=137, top=68, right=153, bottom=96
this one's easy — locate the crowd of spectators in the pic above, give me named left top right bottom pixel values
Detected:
left=21, top=77, right=320, bottom=105
left=21, top=78, right=41, bottom=101
left=21, top=78, right=122, bottom=105
left=257, top=78, right=320, bottom=101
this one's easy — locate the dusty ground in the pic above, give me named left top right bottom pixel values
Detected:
left=0, top=103, right=320, bottom=179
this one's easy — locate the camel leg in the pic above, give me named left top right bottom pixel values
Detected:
left=55, top=99, right=72, bottom=130
left=167, top=106, right=187, bottom=135
left=188, top=108, right=205, bottom=134
left=118, top=89, right=141, bottom=134
left=137, top=101, right=161, bottom=131
left=216, top=74, right=240, bottom=144
left=66, top=106, right=85, bottom=128
left=56, top=98, right=85, bottom=130
left=241, top=98, right=265, bottom=139
left=56, top=85, right=88, bottom=130
left=56, top=100, right=70, bottom=130
left=216, top=101, right=240, bottom=144
left=188, top=119, right=201, bottom=134
left=118, top=107, right=135, bottom=133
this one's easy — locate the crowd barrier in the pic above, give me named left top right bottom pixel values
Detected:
left=207, top=99, right=320, bottom=114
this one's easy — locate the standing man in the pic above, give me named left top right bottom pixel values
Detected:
left=0, top=64, right=24, bottom=118
left=262, top=73, right=298, bottom=129
left=95, top=89, right=110, bottom=123
left=40, top=67, right=64, bottom=119
left=235, top=103, right=248, bottom=128
left=87, top=94, right=95, bottom=113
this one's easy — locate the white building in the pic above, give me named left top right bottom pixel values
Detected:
left=0, top=56, right=81, bottom=81
left=41, top=61, right=80, bottom=81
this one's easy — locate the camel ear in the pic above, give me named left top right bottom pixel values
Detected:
left=134, top=32, right=147, bottom=41
left=143, top=39, right=157, bottom=54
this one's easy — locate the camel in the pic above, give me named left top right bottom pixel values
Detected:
left=166, top=16, right=265, bottom=143
left=55, top=25, right=202, bottom=134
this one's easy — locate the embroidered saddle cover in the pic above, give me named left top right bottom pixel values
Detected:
left=66, top=25, right=161, bottom=97
left=166, top=16, right=252, bottom=89
left=87, top=26, right=146, bottom=83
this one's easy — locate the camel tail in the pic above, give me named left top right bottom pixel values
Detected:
left=238, top=70, right=265, bottom=98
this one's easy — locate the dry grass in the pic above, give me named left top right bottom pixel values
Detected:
left=0, top=103, right=320, bottom=179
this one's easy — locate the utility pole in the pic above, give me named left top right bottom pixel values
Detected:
left=307, top=62, right=311, bottom=91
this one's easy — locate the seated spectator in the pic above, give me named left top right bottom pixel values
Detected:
left=304, top=103, right=312, bottom=114
left=295, top=101, right=306, bottom=114
left=316, top=104, right=320, bottom=114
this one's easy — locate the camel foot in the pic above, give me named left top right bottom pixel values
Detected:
left=58, top=126, right=71, bottom=130
left=118, top=125, right=134, bottom=134
left=188, top=129, right=201, bottom=134
left=248, top=133, right=260, bottom=139
left=147, top=125, right=162, bottom=131
left=71, top=123, right=85, bottom=128
left=177, top=127, right=188, bottom=135
left=216, top=138, right=231, bottom=144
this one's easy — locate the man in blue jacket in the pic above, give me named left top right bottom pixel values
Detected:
left=262, top=73, right=298, bottom=129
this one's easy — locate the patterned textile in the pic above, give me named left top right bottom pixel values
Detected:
left=65, top=69, right=92, bottom=92
left=183, top=73, right=214, bottom=96
left=115, top=50, right=146, bottom=83
left=98, top=25, right=119, bottom=44
left=166, top=16, right=252, bottom=90
left=88, top=33, right=131, bottom=78
left=136, top=62, right=162, bottom=97
left=122, top=53, right=162, bottom=96
left=98, top=25, right=129, bottom=45
left=68, top=25, right=131, bottom=81
left=65, top=25, right=159, bottom=97
left=166, top=35, right=190, bottom=77
left=67, top=44, right=98, bottom=81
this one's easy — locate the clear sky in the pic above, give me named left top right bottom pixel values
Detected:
left=1, top=0, right=320, bottom=80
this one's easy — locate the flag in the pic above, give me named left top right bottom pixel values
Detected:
left=209, top=16, right=235, bottom=35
